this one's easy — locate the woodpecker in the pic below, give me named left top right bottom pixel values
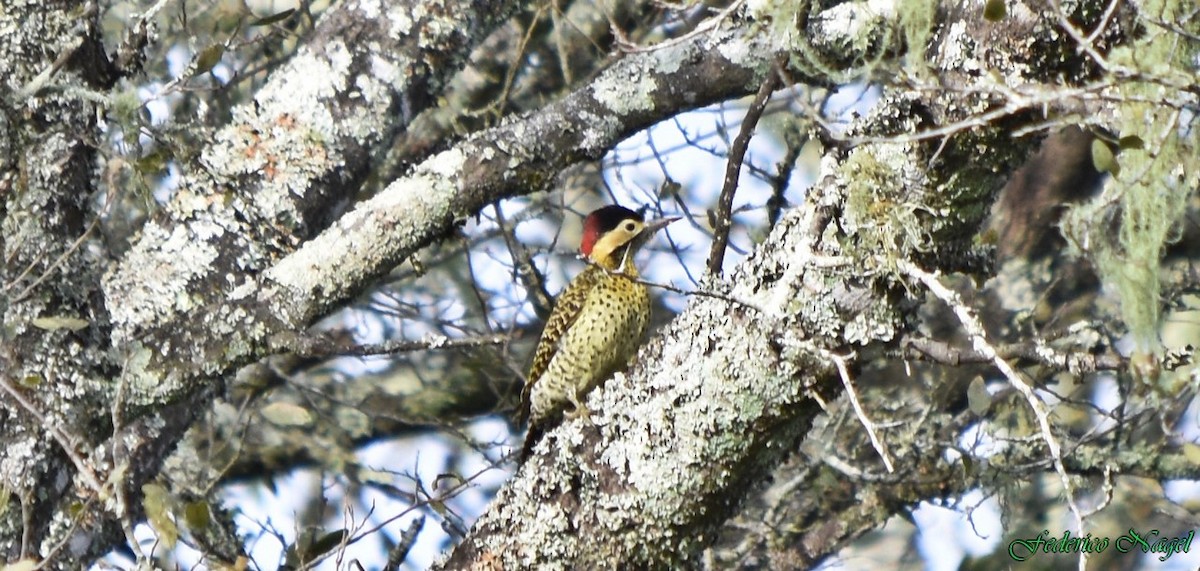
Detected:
left=519, top=205, right=678, bottom=458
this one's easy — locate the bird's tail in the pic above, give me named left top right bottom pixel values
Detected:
left=519, top=423, right=548, bottom=463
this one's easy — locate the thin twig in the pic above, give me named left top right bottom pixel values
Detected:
left=766, top=135, right=802, bottom=231
left=630, top=274, right=766, bottom=314
left=494, top=203, right=553, bottom=319
left=0, top=376, right=106, bottom=496
left=824, top=349, right=895, bottom=473
left=901, top=335, right=1125, bottom=374
left=7, top=174, right=120, bottom=300
left=1085, top=0, right=1123, bottom=44
left=111, top=359, right=147, bottom=561
left=611, top=0, right=746, bottom=54
left=707, top=62, right=782, bottom=276
left=1047, top=0, right=1114, bottom=71
left=898, top=260, right=1088, bottom=569
left=383, top=515, right=425, bottom=571
left=275, top=332, right=510, bottom=359
left=578, top=254, right=769, bottom=313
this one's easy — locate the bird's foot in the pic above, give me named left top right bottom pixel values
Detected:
left=565, top=396, right=592, bottom=423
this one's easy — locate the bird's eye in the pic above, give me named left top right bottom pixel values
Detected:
left=624, top=222, right=636, bottom=232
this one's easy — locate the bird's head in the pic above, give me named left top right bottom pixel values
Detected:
left=580, top=205, right=679, bottom=271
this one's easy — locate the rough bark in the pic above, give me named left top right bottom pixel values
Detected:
left=2, top=0, right=518, bottom=564
left=435, top=0, right=1162, bottom=567
left=1, top=0, right=1194, bottom=568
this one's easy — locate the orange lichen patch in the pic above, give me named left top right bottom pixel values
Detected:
left=243, top=130, right=263, bottom=160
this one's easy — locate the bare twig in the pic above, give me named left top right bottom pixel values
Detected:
left=823, top=349, right=895, bottom=473
left=611, top=0, right=746, bottom=54
left=1047, top=0, right=1116, bottom=72
left=707, top=63, right=781, bottom=276
left=901, top=335, right=1125, bottom=374
left=898, top=260, right=1088, bottom=569
left=766, top=135, right=802, bottom=231
left=274, top=332, right=510, bottom=358
left=0, top=378, right=109, bottom=511
left=1085, top=0, right=1124, bottom=44
left=15, top=32, right=85, bottom=99
left=494, top=203, right=553, bottom=319
left=578, top=255, right=769, bottom=314
left=383, top=515, right=425, bottom=571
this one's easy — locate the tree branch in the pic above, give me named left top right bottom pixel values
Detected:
left=707, top=59, right=781, bottom=276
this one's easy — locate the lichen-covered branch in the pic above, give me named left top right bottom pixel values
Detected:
left=3, top=0, right=518, bottom=565
left=435, top=0, right=1160, bottom=567
left=0, top=1, right=119, bottom=564
left=173, top=337, right=528, bottom=484
left=2, top=0, right=1193, bottom=567
left=103, top=0, right=520, bottom=405
left=254, top=26, right=784, bottom=331
left=386, top=0, right=665, bottom=169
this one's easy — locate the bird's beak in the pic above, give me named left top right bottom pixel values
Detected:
left=631, top=216, right=679, bottom=251
left=642, top=216, right=680, bottom=235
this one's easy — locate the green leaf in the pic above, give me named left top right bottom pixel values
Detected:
left=135, top=148, right=172, bottom=175
left=983, top=0, right=1006, bottom=21
left=2, top=559, right=38, bottom=571
left=967, top=376, right=991, bottom=415
left=31, top=315, right=89, bottom=331
left=192, top=44, right=226, bottom=77
left=250, top=8, right=295, bottom=27
left=336, top=407, right=370, bottom=438
left=1091, top=139, right=1120, bottom=176
left=143, top=482, right=179, bottom=549
left=1118, top=135, right=1145, bottom=150
left=307, top=529, right=349, bottom=560
left=261, top=402, right=314, bottom=427
left=1183, top=443, right=1200, bottom=464
left=184, top=500, right=211, bottom=530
